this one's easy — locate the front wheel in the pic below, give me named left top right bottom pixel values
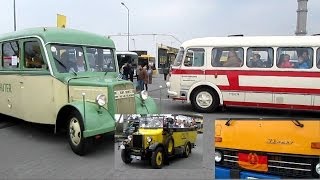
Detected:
left=67, top=111, right=91, bottom=156
left=121, top=149, right=132, bottom=164
left=191, top=87, right=219, bottom=113
left=151, top=147, right=164, bottom=169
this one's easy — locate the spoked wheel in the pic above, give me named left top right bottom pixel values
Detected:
left=67, top=111, right=91, bottom=156
left=191, top=88, right=219, bottom=113
left=151, top=147, right=164, bottom=169
left=183, top=143, right=191, bottom=158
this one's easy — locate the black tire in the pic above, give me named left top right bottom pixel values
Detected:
left=191, top=87, right=219, bottom=113
left=67, top=110, right=92, bottom=156
left=183, top=143, right=191, bottom=158
left=121, top=149, right=132, bottom=164
left=151, top=147, right=164, bottom=169
left=166, top=137, right=174, bottom=156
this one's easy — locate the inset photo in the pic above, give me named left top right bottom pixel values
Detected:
left=115, top=114, right=204, bottom=169
left=214, top=119, right=320, bottom=179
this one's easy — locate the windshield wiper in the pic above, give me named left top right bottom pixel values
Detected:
left=225, top=119, right=232, bottom=126
left=53, top=56, right=77, bottom=76
left=291, top=120, right=304, bottom=128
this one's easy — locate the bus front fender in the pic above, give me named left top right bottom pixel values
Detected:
left=187, top=82, right=223, bottom=105
left=66, top=101, right=115, bottom=138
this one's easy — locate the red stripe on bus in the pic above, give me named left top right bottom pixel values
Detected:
left=224, top=101, right=320, bottom=110
left=218, top=86, right=320, bottom=94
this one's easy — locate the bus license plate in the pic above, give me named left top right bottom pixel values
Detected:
left=130, top=155, right=141, bottom=160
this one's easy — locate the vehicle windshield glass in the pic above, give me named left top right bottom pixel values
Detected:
left=139, top=117, right=163, bottom=128
left=172, top=47, right=184, bottom=66
left=51, top=44, right=116, bottom=73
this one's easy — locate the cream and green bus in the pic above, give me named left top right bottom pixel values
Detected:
left=0, top=27, right=158, bottom=155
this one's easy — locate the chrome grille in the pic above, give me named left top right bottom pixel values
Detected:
left=113, top=83, right=136, bottom=114
left=216, top=148, right=319, bottom=178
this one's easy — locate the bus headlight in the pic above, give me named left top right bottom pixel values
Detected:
left=316, top=163, right=320, bottom=175
left=96, top=94, right=106, bottom=106
left=166, top=82, right=170, bottom=88
left=140, top=90, right=148, bottom=101
left=128, top=135, right=133, bottom=141
left=215, top=151, right=222, bottom=163
left=147, top=136, right=152, bottom=143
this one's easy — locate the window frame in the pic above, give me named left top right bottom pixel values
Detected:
left=246, top=47, right=274, bottom=68
left=182, top=47, right=205, bottom=68
left=211, top=47, right=244, bottom=68
left=2, top=40, right=20, bottom=70
left=22, top=39, right=48, bottom=70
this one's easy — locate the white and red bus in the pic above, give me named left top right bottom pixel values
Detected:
left=166, top=36, right=320, bottom=112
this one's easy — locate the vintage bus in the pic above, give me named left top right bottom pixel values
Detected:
left=166, top=36, right=320, bottom=112
left=0, top=27, right=158, bottom=155
left=214, top=119, right=320, bottom=179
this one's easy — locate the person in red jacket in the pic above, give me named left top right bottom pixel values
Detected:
left=278, top=54, right=294, bottom=68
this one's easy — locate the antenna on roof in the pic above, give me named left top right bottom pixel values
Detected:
left=228, top=34, right=244, bottom=37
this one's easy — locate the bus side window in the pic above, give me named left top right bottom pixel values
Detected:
left=246, top=47, right=273, bottom=68
left=3, top=41, right=19, bottom=69
left=184, top=48, right=205, bottom=67
left=24, top=41, right=46, bottom=69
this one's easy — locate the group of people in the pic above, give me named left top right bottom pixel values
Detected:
left=278, top=50, right=311, bottom=69
left=136, top=64, right=153, bottom=91
left=121, top=62, right=134, bottom=82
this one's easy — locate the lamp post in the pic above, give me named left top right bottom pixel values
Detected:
left=13, top=0, right=16, bottom=31
left=121, top=2, right=129, bottom=51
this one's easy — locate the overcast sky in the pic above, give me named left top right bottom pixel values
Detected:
left=1, top=0, right=320, bottom=55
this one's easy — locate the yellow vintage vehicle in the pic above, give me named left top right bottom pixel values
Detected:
left=120, top=115, right=198, bottom=169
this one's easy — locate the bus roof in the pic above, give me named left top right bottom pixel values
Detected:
left=0, top=27, right=115, bottom=48
left=116, top=51, right=138, bottom=55
left=181, top=36, right=320, bottom=48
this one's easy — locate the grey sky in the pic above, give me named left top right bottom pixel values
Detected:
left=1, top=0, right=320, bottom=56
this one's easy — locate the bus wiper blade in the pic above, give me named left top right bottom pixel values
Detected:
left=225, top=119, right=232, bottom=126
left=291, top=120, right=304, bottom=128
left=53, top=57, right=77, bottom=76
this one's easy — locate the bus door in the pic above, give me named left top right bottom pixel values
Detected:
left=19, top=40, right=56, bottom=124
left=180, top=48, right=206, bottom=96
left=0, top=41, right=22, bottom=118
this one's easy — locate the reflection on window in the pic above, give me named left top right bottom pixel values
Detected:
left=183, top=48, right=205, bottom=67
left=317, top=48, right=320, bottom=69
left=86, top=48, right=116, bottom=72
left=2, top=41, right=19, bottom=69
left=246, top=47, right=273, bottom=68
left=173, top=47, right=184, bottom=66
left=277, top=47, right=313, bottom=69
left=24, top=41, right=46, bottom=69
left=212, top=48, right=243, bottom=67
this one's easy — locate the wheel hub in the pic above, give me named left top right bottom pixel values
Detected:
left=196, top=91, right=213, bottom=108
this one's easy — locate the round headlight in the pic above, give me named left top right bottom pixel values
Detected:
left=215, top=151, right=222, bottom=163
left=96, top=94, right=106, bottom=106
left=140, top=90, right=148, bottom=100
left=316, top=163, right=320, bottom=175
left=147, top=136, right=152, bottom=143
left=166, top=82, right=170, bottom=88
left=128, top=135, right=132, bottom=141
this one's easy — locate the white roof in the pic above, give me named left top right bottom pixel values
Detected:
left=116, top=51, right=138, bottom=55
left=181, top=36, right=320, bottom=48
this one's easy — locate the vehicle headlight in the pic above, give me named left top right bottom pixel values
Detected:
left=316, top=163, right=320, bottom=175
left=166, top=82, right=170, bottom=88
left=96, top=94, right=106, bottom=106
left=128, top=135, right=132, bottom=141
left=215, top=151, right=222, bottom=163
left=147, top=136, right=152, bottom=143
left=140, top=90, right=148, bottom=100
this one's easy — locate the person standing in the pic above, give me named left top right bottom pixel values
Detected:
left=163, top=66, right=169, bottom=81
left=143, top=66, right=149, bottom=91
left=128, top=63, right=134, bottom=82
left=147, top=65, right=153, bottom=84
left=137, top=65, right=147, bottom=91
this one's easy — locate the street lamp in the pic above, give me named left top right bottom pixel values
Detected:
left=121, top=2, right=129, bottom=51
left=13, top=0, right=16, bottom=31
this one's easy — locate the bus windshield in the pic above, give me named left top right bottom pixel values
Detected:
left=51, top=44, right=116, bottom=73
left=173, top=47, right=184, bottom=66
